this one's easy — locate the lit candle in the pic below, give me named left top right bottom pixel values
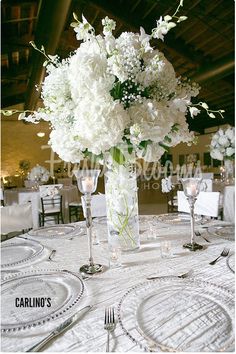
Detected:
left=186, top=184, right=197, bottom=196
left=81, top=177, right=94, bottom=193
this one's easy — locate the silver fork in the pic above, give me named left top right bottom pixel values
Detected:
left=104, top=307, right=115, bottom=352
left=195, top=231, right=211, bottom=243
left=209, top=247, right=230, bottom=265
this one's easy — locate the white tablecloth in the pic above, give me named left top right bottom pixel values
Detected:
left=4, top=186, right=80, bottom=228
left=223, top=185, right=235, bottom=223
left=1, top=216, right=234, bottom=352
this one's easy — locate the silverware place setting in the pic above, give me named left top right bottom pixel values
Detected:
left=104, top=306, right=116, bottom=352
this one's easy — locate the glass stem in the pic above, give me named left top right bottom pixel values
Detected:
left=188, top=197, right=196, bottom=245
left=85, top=193, right=94, bottom=266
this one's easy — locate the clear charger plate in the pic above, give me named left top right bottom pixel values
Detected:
left=117, top=277, right=235, bottom=352
left=227, top=253, right=235, bottom=273
left=28, top=224, right=84, bottom=238
left=1, top=239, right=45, bottom=269
left=207, top=225, right=235, bottom=241
left=1, top=269, right=85, bottom=332
left=155, top=212, right=202, bottom=225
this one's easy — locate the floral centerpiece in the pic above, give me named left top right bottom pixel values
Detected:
left=3, top=1, right=224, bottom=251
left=210, top=127, right=235, bottom=161
left=28, top=164, right=50, bottom=184
left=210, top=126, right=235, bottom=182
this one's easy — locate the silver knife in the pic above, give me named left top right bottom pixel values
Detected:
left=26, top=305, right=92, bottom=352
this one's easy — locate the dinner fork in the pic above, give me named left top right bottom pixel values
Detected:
left=209, top=247, right=230, bottom=265
left=104, top=307, right=115, bottom=352
left=195, top=231, right=211, bottom=243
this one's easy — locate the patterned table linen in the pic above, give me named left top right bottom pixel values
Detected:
left=1, top=218, right=234, bottom=352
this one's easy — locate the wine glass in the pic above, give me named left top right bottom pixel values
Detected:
left=74, top=169, right=104, bottom=274
left=181, top=178, right=203, bottom=251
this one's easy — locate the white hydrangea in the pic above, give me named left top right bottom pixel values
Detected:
left=49, top=127, right=84, bottom=163
left=72, top=95, right=129, bottom=155
left=210, top=126, right=235, bottom=161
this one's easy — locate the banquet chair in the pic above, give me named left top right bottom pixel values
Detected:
left=177, top=191, right=221, bottom=218
left=1, top=204, right=33, bottom=240
left=69, top=201, right=83, bottom=222
left=81, top=194, right=107, bottom=218
left=39, top=185, right=64, bottom=226
left=166, top=182, right=182, bottom=213
left=0, top=187, right=4, bottom=206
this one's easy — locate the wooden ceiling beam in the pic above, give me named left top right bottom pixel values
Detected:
left=87, top=0, right=205, bottom=64
left=24, top=0, right=72, bottom=111
left=191, top=54, right=234, bottom=84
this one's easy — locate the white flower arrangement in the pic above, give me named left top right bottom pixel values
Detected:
left=3, top=1, right=224, bottom=164
left=210, top=126, right=235, bottom=161
left=28, top=164, right=50, bottom=183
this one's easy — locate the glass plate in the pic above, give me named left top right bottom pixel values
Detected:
left=1, top=269, right=84, bottom=332
left=227, top=253, right=235, bottom=273
left=28, top=225, right=84, bottom=238
left=1, top=239, right=44, bottom=269
left=156, top=213, right=202, bottom=225
left=207, top=225, right=235, bottom=240
left=117, top=278, right=234, bottom=352
left=93, top=217, right=107, bottom=225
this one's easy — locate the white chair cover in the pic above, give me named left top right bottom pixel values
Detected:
left=81, top=194, right=107, bottom=218
left=200, top=179, right=213, bottom=192
left=0, top=187, right=4, bottom=201
left=177, top=191, right=220, bottom=217
left=1, top=204, right=33, bottom=234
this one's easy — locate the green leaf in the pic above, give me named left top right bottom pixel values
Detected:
left=164, top=136, right=172, bottom=143
left=110, top=147, right=126, bottom=165
left=159, top=142, right=170, bottom=152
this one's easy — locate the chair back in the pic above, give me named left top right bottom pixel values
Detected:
left=82, top=194, right=107, bottom=218
left=1, top=204, right=33, bottom=234
left=39, top=184, right=63, bottom=198
left=177, top=191, right=220, bottom=217
left=40, top=195, right=62, bottom=214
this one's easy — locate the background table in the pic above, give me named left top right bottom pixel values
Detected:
left=1, top=216, right=234, bottom=352
left=4, top=186, right=80, bottom=228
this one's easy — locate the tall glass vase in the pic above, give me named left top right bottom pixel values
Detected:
left=104, top=155, right=140, bottom=252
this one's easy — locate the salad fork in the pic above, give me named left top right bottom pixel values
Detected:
left=104, top=307, right=115, bottom=352
left=209, top=247, right=230, bottom=265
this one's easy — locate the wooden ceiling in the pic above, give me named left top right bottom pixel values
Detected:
left=1, top=0, right=235, bottom=133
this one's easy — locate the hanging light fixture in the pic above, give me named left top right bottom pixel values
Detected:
left=37, top=132, right=45, bottom=137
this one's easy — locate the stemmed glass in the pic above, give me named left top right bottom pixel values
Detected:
left=74, top=169, right=104, bottom=274
left=181, top=178, right=203, bottom=251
